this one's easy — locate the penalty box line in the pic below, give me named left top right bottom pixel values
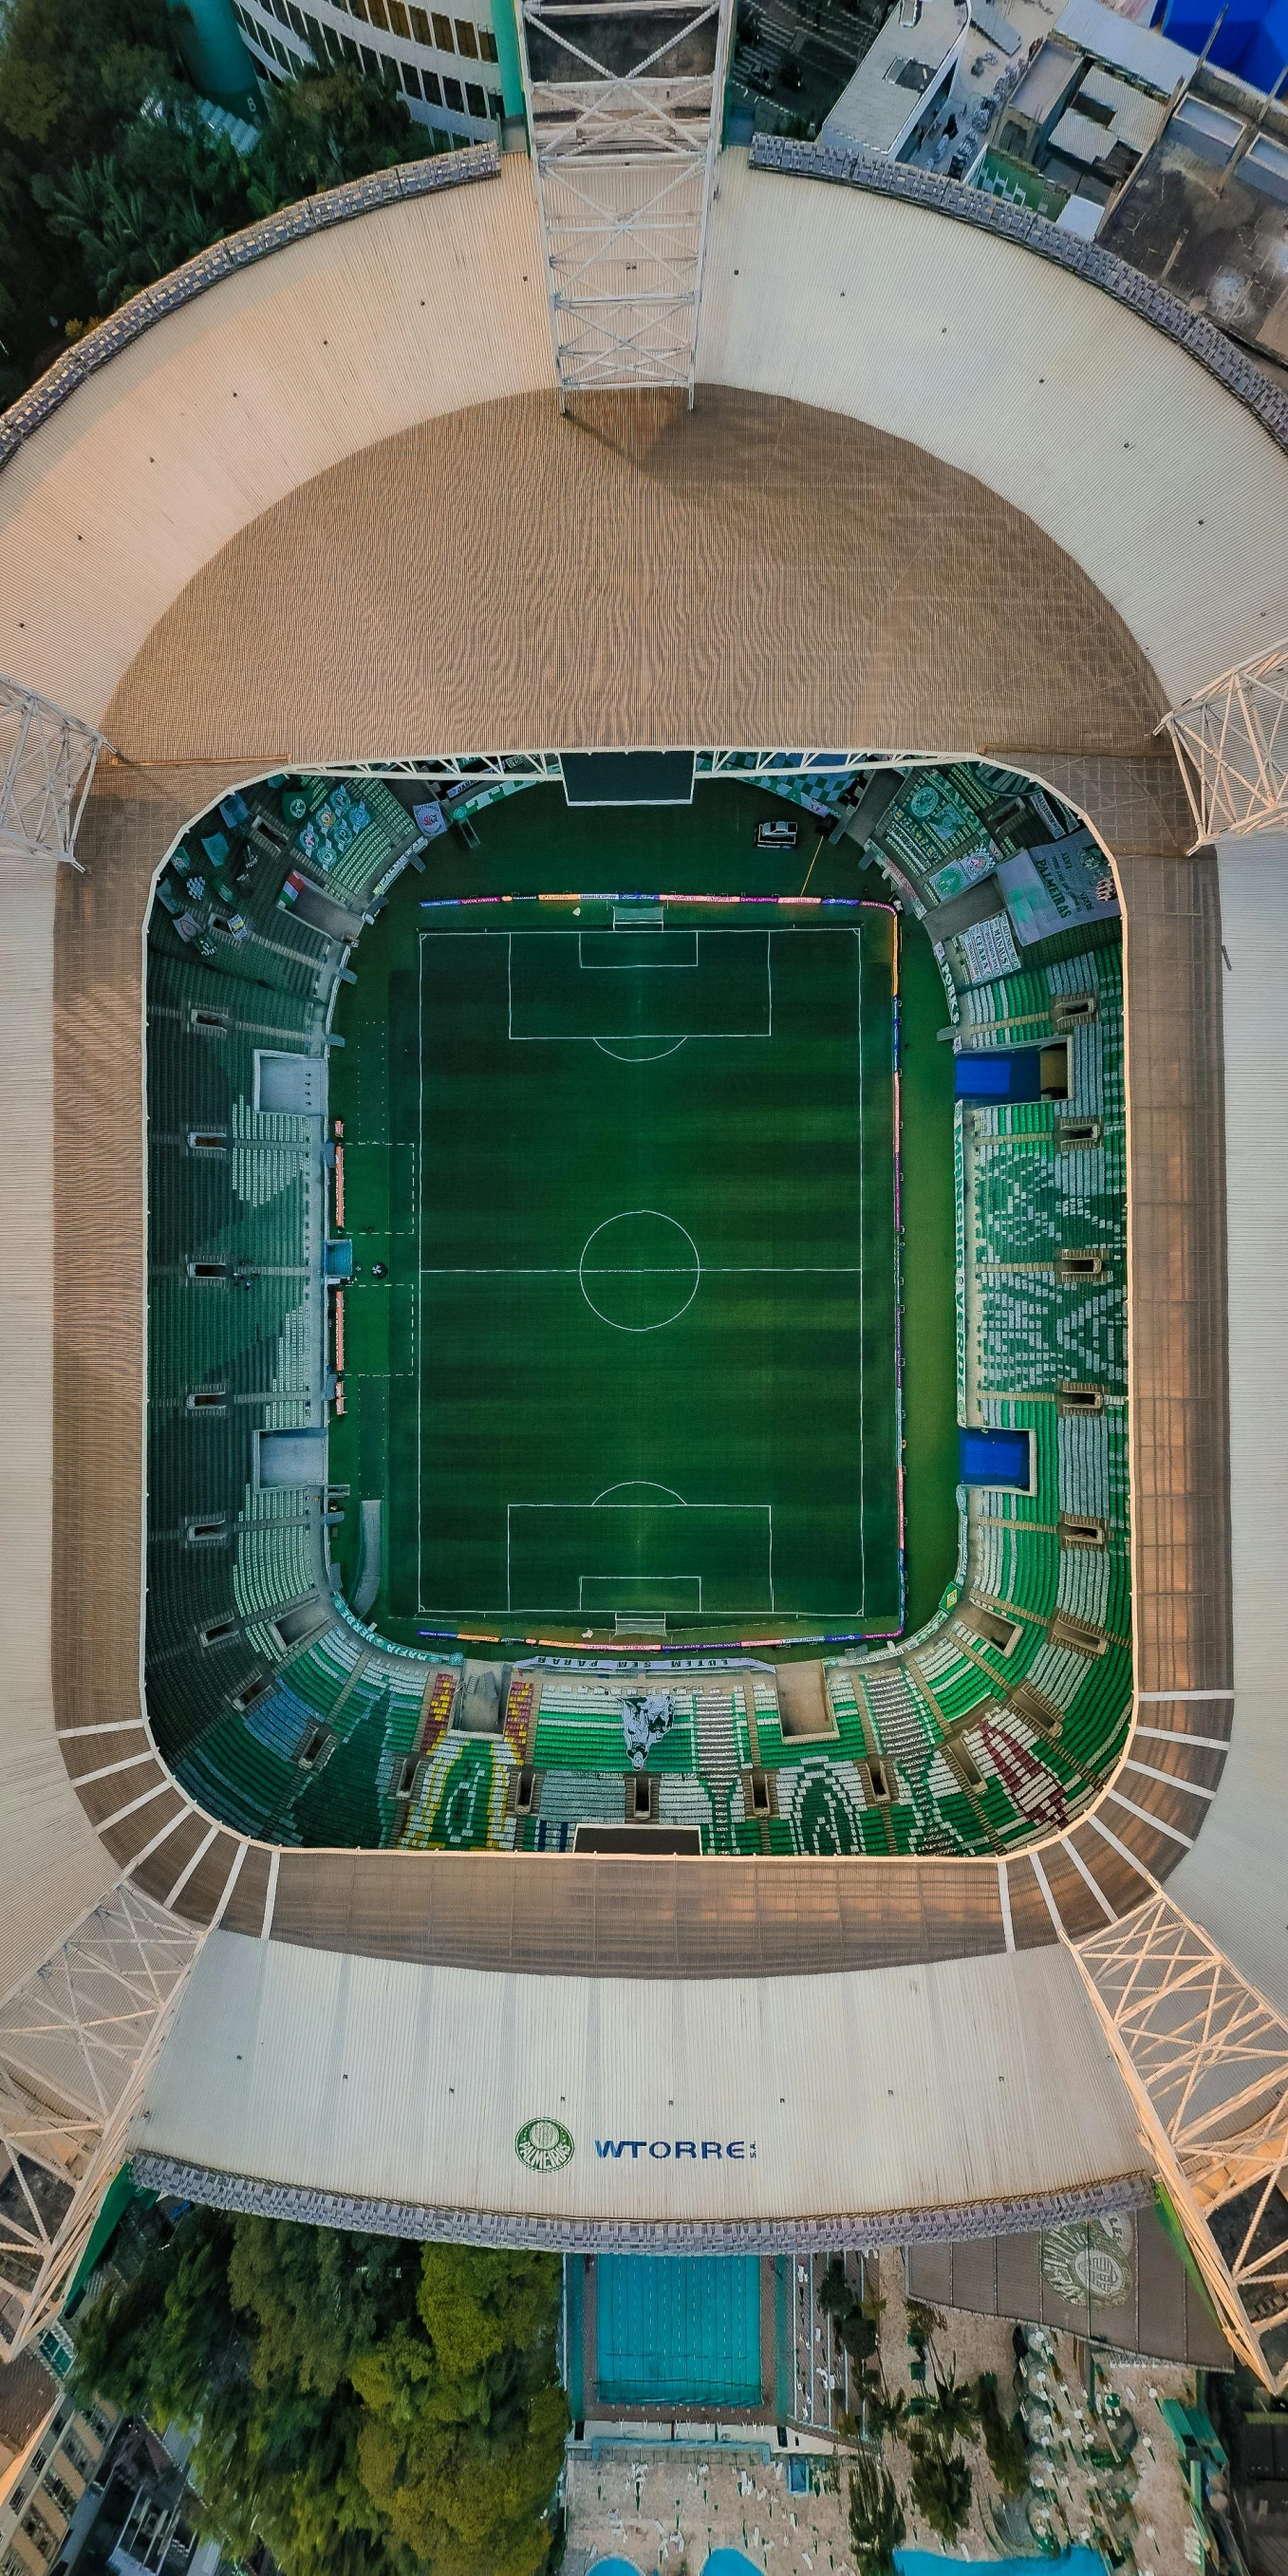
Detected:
left=576, top=930, right=700, bottom=971
left=578, top=1577, right=703, bottom=1610
left=506, top=1502, right=775, bottom=1615
left=502, top=928, right=775, bottom=1042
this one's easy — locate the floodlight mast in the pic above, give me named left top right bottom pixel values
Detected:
left=516, top=0, right=735, bottom=405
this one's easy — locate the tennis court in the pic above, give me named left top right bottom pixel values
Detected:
left=338, top=898, right=901, bottom=1639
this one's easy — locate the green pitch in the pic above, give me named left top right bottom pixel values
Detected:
left=333, top=884, right=904, bottom=1642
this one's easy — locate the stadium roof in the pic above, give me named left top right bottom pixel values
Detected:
left=137, top=1937, right=1149, bottom=2239
left=1, top=141, right=1286, bottom=2377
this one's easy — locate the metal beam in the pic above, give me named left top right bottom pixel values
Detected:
left=0, top=673, right=106, bottom=866
left=1159, top=634, right=1288, bottom=846
left=335, top=748, right=935, bottom=784
left=1070, top=1890, right=1288, bottom=2391
left=516, top=0, right=734, bottom=401
left=0, top=1885, right=205, bottom=2356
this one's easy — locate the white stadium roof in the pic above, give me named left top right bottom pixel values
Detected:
left=0, top=140, right=1286, bottom=2384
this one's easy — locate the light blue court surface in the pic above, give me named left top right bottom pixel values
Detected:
left=895, top=2550, right=1107, bottom=2574
left=595, top=2255, right=762, bottom=2407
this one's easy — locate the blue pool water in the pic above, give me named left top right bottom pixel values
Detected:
left=895, top=2550, right=1107, bottom=2574
left=595, top=2254, right=762, bottom=2407
left=588, top=2542, right=1109, bottom=2576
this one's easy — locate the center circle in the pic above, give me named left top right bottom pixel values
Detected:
left=579, top=1210, right=700, bottom=1335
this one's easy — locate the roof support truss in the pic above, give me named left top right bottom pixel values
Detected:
left=1160, top=634, right=1288, bottom=846
left=0, top=1885, right=204, bottom=2356
left=1070, top=1891, right=1288, bottom=2391
left=0, top=673, right=105, bottom=866
left=336, top=747, right=940, bottom=785
left=517, top=0, right=734, bottom=400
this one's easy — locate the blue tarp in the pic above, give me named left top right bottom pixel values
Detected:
left=955, top=1049, right=1043, bottom=1103
left=960, top=1426, right=1033, bottom=1488
left=1157, top=0, right=1288, bottom=88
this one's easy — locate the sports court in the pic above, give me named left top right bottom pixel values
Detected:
left=340, top=894, right=901, bottom=1639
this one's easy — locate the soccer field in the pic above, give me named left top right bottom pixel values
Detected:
left=337, top=899, right=902, bottom=1641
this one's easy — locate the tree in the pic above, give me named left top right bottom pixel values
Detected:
left=245, top=63, right=430, bottom=218
left=848, top=2447, right=906, bottom=2576
left=909, top=2440, right=973, bottom=2545
left=70, top=2211, right=568, bottom=2576
left=817, top=2258, right=881, bottom=2364
left=0, top=0, right=174, bottom=153
left=0, top=0, right=180, bottom=383
left=34, top=99, right=252, bottom=307
left=978, top=2373, right=1029, bottom=2497
left=0, top=9, right=435, bottom=392
left=905, top=2298, right=944, bottom=2344
left=919, top=2367, right=978, bottom=2452
left=228, top=2214, right=420, bottom=2395
left=864, top=2383, right=908, bottom=2447
left=70, top=2206, right=248, bottom=2426
left=353, top=2248, right=568, bottom=2576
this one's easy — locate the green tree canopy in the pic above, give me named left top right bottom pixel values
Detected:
left=908, top=2439, right=973, bottom=2545
left=245, top=62, right=428, bottom=216
left=918, top=2367, right=979, bottom=2452
left=70, top=2212, right=568, bottom=2576
left=816, top=2257, right=881, bottom=2364
left=848, top=2447, right=906, bottom=2576
left=33, top=99, right=252, bottom=308
left=0, top=4, right=435, bottom=396
left=864, top=2382, right=908, bottom=2447
left=0, top=0, right=174, bottom=154
left=978, top=2372, right=1030, bottom=2497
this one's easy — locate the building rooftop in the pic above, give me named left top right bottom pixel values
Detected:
left=821, top=0, right=968, bottom=157
left=1100, top=93, right=1288, bottom=375
left=1050, top=66, right=1168, bottom=171
left=1053, top=0, right=1197, bottom=93
left=822, top=0, right=1062, bottom=168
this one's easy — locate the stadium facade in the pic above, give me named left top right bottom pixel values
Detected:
left=1, top=103, right=1288, bottom=2400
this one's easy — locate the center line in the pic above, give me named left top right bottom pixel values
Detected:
left=417, top=1264, right=864, bottom=1277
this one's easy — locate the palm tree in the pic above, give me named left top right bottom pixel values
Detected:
left=921, top=2366, right=979, bottom=2451
left=818, top=2257, right=881, bottom=2363
left=910, top=2442, right=973, bottom=2545
left=978, top=2373, right=1029, bottom=2496
left=865, top=2383, right=909, bottom=2447
left=849, top=2449, right=907, bottom=2576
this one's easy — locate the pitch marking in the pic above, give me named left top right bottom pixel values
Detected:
left=578, top=1210, right=700, bottom=1334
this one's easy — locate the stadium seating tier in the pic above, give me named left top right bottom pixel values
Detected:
left=144, top=769, right=1132, bottom=1857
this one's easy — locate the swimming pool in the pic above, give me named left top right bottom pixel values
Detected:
left=894, top=2549, right=1107, bottom=2574
left=595, top=2255, right=762, bottom=2407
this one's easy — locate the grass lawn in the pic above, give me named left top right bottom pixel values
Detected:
left=328, top=781, right=957, bottom=1647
